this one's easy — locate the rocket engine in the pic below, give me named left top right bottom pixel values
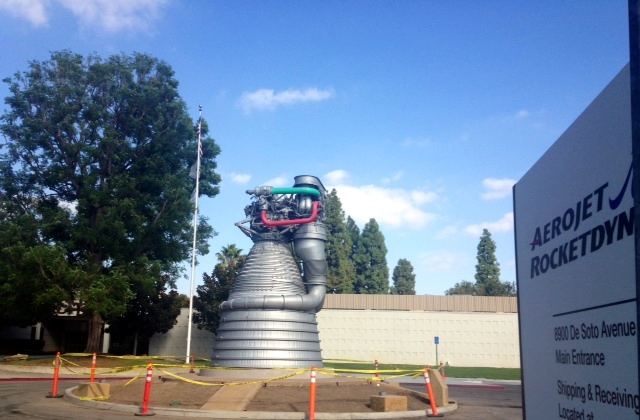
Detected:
left=210, top=175, right=327, bottom=368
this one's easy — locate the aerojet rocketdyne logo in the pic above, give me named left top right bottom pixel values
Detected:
left=529, top=163, right=634, bottom=279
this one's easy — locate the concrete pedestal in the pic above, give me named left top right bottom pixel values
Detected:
left=428, top=369, right=449, bottom=407
left=76, top=382, right=110, bottom=399
left=370, top=395, right=408, bottom=412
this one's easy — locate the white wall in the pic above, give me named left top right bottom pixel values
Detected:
left=148, top=308, right=215, bottom=359
left=318, top=309, right=520, bottom=368
left=149, top=308, right=520, bottom=368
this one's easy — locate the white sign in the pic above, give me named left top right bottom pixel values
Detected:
left=514, top=65, right=639, bottom=419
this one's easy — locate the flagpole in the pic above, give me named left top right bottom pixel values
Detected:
left=186, top=105, right=203, bottom=364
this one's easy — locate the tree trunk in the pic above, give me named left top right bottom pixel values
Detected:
left=84, top=312, right=104, bottom=353
left=133, top=329, right=139, bottom=356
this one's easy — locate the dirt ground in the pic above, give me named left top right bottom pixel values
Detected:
left=100, top=377, right=221, bottom=410
left=247, top=382, right=430, bottom=412
left=99, top=377, right=431, bottom=413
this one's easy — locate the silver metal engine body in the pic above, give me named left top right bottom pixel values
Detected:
left=210, top=176, right=327, bottom=368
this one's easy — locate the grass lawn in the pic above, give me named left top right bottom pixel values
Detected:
left=2, top=354, right=210, bottom=369
left=2, top=355, right=521, bottom=381
left=323, top=361, right=521, bottom=381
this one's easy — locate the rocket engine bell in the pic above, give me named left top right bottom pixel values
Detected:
left=211, top=175, right=327, bottom=368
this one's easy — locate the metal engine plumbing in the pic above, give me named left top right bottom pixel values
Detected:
left=210, top=175, right=327, bottom=368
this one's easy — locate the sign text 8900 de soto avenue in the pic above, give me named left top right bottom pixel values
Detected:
left=554, top=320, right=636, bottom=366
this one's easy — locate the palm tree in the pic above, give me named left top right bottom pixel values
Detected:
left=216, top=244, right=243, bottom=267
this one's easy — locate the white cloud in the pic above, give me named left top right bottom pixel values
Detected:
left=264, top=176, right=288, bottom=187
left=411, top=190, right=437, bottom=205
left=0, top=0, right=168, bottom=32
left=324, top=169, right=350, bottom=185
left=464, top=212, right=514, bottom=236
left=514, top=109, right=530, bottom=120
left=238, top=88, right=334, bottom=113
left=481, top=177, right=516, bottom=200
left=0, top=0, right=49, bottom=26
left=381, top=171, right=404, bottom=185
left=59, top=0, right=168, bottom=33
left=418, top=250, right=467, bottom=273
left=324, top=171, right=438, bottom=229
left=229, top=172, right=251, bottom=184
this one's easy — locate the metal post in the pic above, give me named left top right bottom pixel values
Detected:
left=628, top=0, right=640, bottom=401
left=186, top=106, right=203, bottom=364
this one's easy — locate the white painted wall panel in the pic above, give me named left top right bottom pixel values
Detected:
left=149, top=308, right=520, bottom=368
left=317, top=310, right=520, bottom=368
left=148, top=309, right=215, bottom=359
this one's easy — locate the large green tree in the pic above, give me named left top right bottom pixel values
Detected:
left=0, top=51, right=220, bottom=352
left=345, top=216, right=361, bottom=256
left=0, top=216, right=75, bottom=326
left=451, top=228, right=516, bottom=297
left=390, top=258, right=416, bottom=295
left=353, top=218, right=389, bottom=294
left=193, top=246, right=246, bottom=334
left=324, top=189, right=355, bottom=293
left=444, top=280, right=477, bottom=296
left=106, top=276, right=184, bottom=355
left=346, top=216, right=367, bottom=290
left=474, top=229, right=503, bottom=296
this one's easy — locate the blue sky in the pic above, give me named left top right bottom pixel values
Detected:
left=0, top=1, right=631, bottom=295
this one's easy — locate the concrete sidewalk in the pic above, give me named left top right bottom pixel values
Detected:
left=0, top=364, right=143, bottom=379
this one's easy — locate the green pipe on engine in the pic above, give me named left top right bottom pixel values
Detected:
left=271, top=187, right=321, bottom=198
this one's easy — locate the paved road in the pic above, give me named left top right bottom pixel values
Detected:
left=0, top=376, right=523, bottom=419
left=0, top=379, right=139, bottom=420
left=402, top=382, right=523, bottom=419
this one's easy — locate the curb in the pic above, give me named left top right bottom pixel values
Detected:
left=64, top=385, right=458, bottom=419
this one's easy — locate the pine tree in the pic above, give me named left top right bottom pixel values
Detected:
left=354, top=219, right=389, bottom=294
left=444, top=229, right=516, bottom=296
left=391, top=258, right=416, bottom=295
left=324, top=190, right=355, bottom=293
left=474, top=229, right=504, bottom=296
left=346, top=216, right=361, bottom=256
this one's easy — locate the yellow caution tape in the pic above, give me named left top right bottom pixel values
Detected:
left=59, top=356, right=83, bottom=368
left=53, top=357, right=426, bottom=387
left=155, top=368, right=308, bottom=387
left=76, top=367, right=146, bottom=401
left=322, top=367, right=418, bottom=374
left=61, top=353, right=210, bottom=362
left=318, top=367, right=424, bottom=382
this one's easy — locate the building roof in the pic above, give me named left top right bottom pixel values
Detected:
left=322, top=294, right=518, bottom=313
